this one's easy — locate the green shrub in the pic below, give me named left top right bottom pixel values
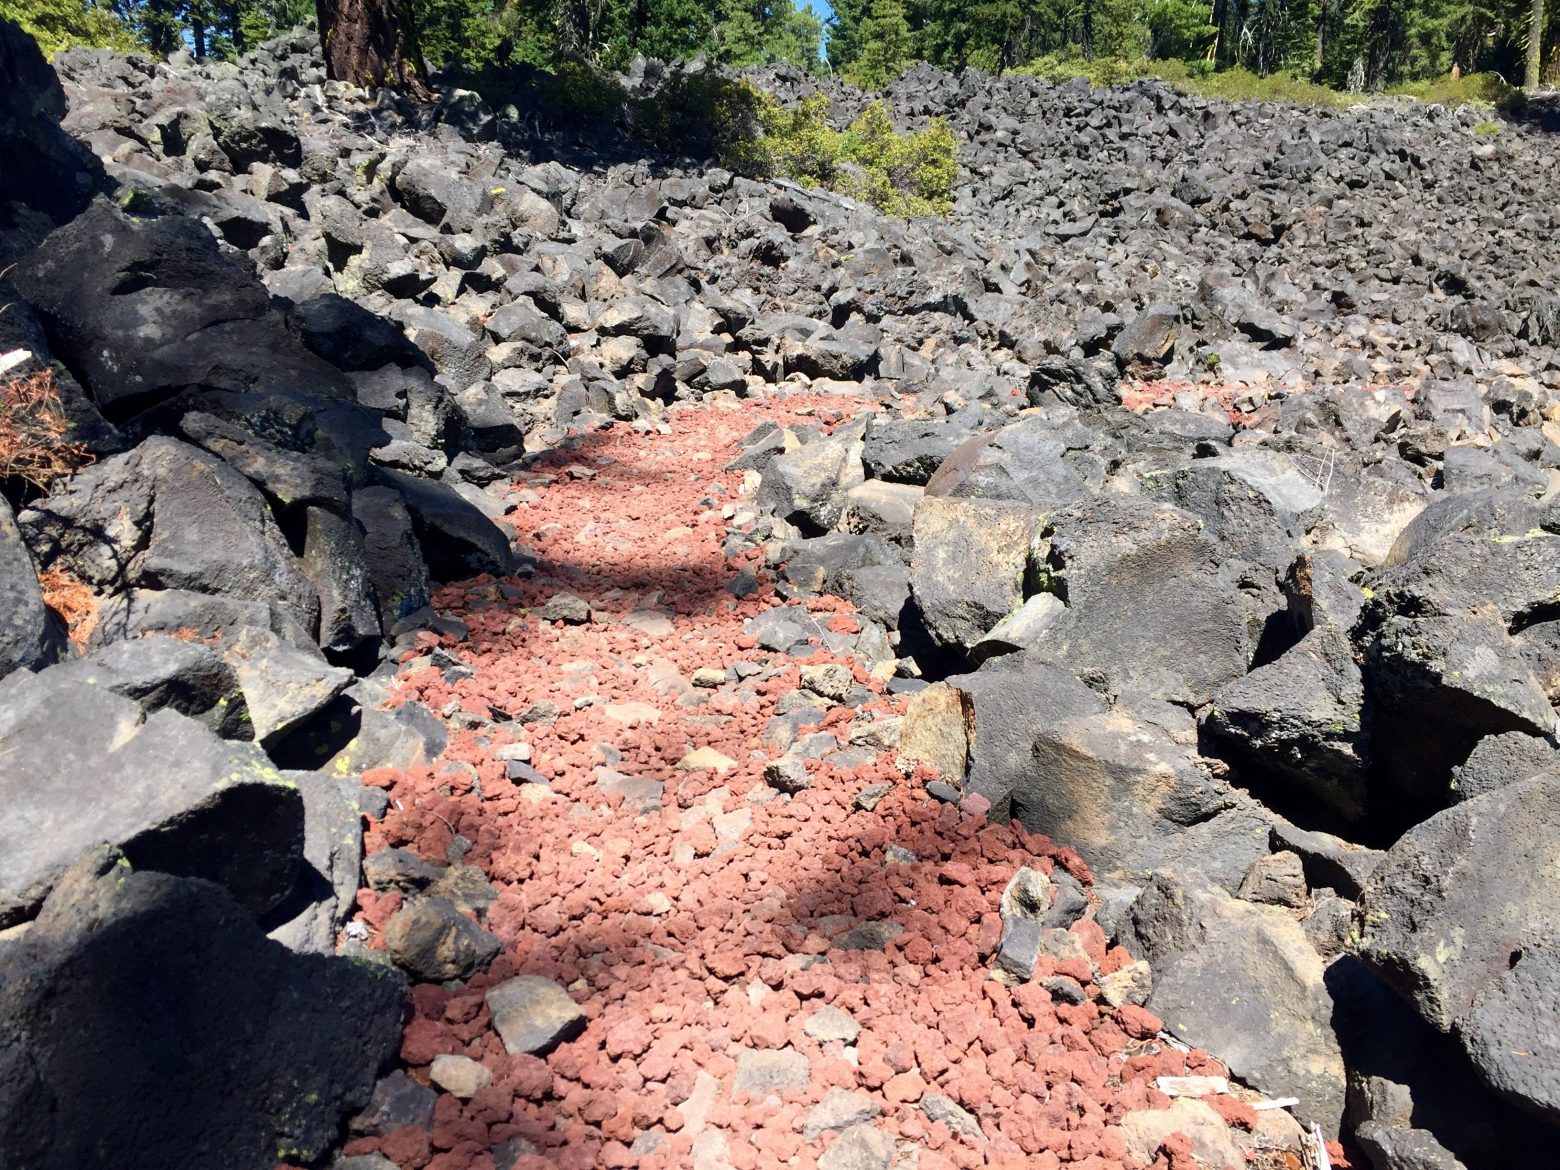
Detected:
left=729, top=92, right=841, bottom=185
left=731, top=92, right=958, bottom=217
left=538, top=59, right=628, bottom=127
left=630, top=68, right=763, bottom=159
left=1387, top=71, right=1527, bottom=112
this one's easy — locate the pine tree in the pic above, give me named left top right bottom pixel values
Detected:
left=844, top=0, right=914, bottom=84
left=316, top=0, right=429, bottom=91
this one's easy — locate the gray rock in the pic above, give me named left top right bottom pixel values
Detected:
left=486, top=976, right=586, bottom=1055
left=0, top=498, right=62, bottom=679
left=804, top=1086, right=881, bottom=1140
left=918, top=1091, right=985, bottom=1141
left=1034, top=496, right=1250, bottom=706
left=21, top=436, right=320, bottom=638
left=267, top=772, right=365, bottom=955
left=429, top=1054, right=493, bottom=1099
left=817, top=1124, right=892, bottom=1170
left=1358, top=772, right=1560, bottom=1043
left=1269, top=822, right=1384, bottom=901
left=1236, top=850, right=1309, bottom=908
left=536, top=591, right=590, bottom=623
left=924, top=415, right=1093, bottom=509
left=956, top=653, right=1270, bottom=887
left=1450, top=731, right=1558, bottom=803
left=209, top=622, right=354, bottom=747
left=301, top=505, right=382, bottom=655
left=733, top=1046, right=811, bottom=1096
left=1145, top=448, right=1323, bottom=570
left=350, top=1069, right=437, bottom=1136
left=374, top=466, right=517, bottom=580
left=756, top=421, right=866, bottom=533
left=1332, top=952, right=1552, bottom=1168
left=1205, top=624, right=1369, bottom=823
left=48, top=636, right=251, bottom=739
left=1127, top=872, right=1347, bottom=1134
left=1113, top=302, right=1179, bottom=371
left=13, top=203, right=340, bottom=421
left=179, top=410, right=349, bottom=511
left=384, top=895, right=501, bottom=982
left=1352, top=1122, right=1468, bottom=1170
left=1459, top=937, right=1560, bottom=1124
left=0, top=670, right=301, bottom=928
left=910, top=495, right=1044, bottom=650
left=1026, top=357, right=1120, bottom=408
left=352, top=485, right=431, bottom=630
left=1363, top=605, right=1555, bottom=817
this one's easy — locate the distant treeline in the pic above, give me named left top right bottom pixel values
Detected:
left=2, top=0, right=1553, bottom=92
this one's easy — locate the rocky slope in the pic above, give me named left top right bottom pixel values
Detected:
left=1, top=18, right=1558, bottom=1170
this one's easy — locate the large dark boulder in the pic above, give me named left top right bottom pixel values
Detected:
left=12, top=202, right=348, bottom=420
left=372, top=467, right=517, bottom=580
left=0, top=499, right=62, bottom=679
left=0, top=844, right=404, bottom=1170
left=910, top=495, right=1045, bottom=650
left=1204, top=624, right=1370, bottom=824
left=1358, top=772, right=1560, bottom=1123
left=1361, top=605, right=1553, bottom=820
left=20, top=437, right=321, bottom=639
left=47, top=636, right=251, bottom=739
left=0, top=669, right=301, bottom=928
left=1030, top=496, right=1251, bottom=706
left=1143, top=448, right=1324, bottom=572
left=955, top=652, right=1271, bottom=888
left=923, top=414, right=1094, bottom=509
left=0, top=19, right=102, bottom=232
left=1127, top=872, right=1346, bottom=1134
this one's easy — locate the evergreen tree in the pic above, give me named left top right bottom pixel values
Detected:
left=844, top=0, right=913, bottom=84
left=827, top=0, right=871, bottom=69
left=0, top=0, right=138, bottom=54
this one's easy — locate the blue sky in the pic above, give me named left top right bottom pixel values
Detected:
left=804, top=0, right=835, bottom=23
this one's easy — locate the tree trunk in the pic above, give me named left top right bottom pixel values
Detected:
left=1527, top=0, right=1545, bottom=89
left=315, top=0, right=430, bottom=96
left=1315, top=0, right=1325, bottom=72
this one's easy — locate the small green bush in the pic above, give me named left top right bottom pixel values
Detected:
left=1387, top=71, right=1527, bottom=113
left=731, top=92, right=958, bottom=217
left=533, top=59, right=628, bottom=128
left=630, top=68, right=763, bottom=160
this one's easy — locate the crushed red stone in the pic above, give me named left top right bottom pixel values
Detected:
left=335, top=395, right=1299, bottom=1170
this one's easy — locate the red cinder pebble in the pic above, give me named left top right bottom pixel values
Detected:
left=1116, top=1004, right=1164, bottom=1039
left=360, top=397, right=1214, bottom=1170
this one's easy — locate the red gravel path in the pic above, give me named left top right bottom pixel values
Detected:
left=337, top=396, right=1263, bottom=1170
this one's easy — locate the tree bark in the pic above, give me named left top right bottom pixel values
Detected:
left=1528, top=0, right=1545, bottom=89
left=315, top=0, right=430, bottom=96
